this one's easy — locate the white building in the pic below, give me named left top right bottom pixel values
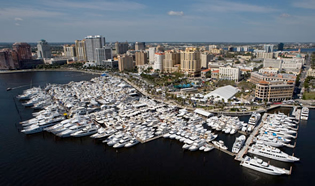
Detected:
left=204, top=85, right=239, bottom=103
left=263, top=57, right=303, bottom=74
left=259, top=68, right=279, bottom=74
left=149, top=47, right=156, bottom=65
left=219, top=65, right=241, bottom=82
left=153, top=53, right=165, bottom=71
left=95, top=46, right=112, bottom=65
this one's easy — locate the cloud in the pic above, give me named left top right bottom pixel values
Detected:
left=194, top=0, right=278, bottom=13
left=15, top=17, right=23, bottom=21
left=292, top=0, right=315, bottom=9
left=41, top=0, right=145, bottom=11
left=168, top=11, right=184, bottom=16
left=280, top=13, right=290, bottom=18
left=0, top=8, right=64, bottom=18
left=15, top=23, right=20, bottom=26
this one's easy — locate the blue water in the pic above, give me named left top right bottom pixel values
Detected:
left=0, top=71, right=314, bottom=185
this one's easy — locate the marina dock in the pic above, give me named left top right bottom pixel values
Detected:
left=211, top=143, right=236, bottom=156
left=235, top=113, right=268, bottom=161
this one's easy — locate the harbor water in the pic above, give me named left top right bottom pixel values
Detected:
left=0, top=71, right=314, bottom=186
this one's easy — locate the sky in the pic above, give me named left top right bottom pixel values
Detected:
left=0, top=0, right=315, bottom=43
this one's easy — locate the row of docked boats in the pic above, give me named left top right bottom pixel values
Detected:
left=240, top=112, right=300, bottom=176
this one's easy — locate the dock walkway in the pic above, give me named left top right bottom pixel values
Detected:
left=235, top=113, right=268, bottom=161
left=211, top=143, right=236, bottom=156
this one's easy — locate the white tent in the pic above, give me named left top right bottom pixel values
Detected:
left=204, top=85, right=239, bottom=103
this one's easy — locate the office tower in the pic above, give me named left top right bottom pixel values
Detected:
left=118, top=55, right=134, bottom=72
left=278, top=43, right=284, bottom=51
left=12, top=42, right=32, bottom=61
left=95, top=46, right=112, bottom=65
left=180, top=47, right=201, bottom=76
left=153, top=53, right=165, bottom=71
left=115, top=41, right=129, bottom=54
left=135, top=42, right=145, bottom=51
left=200, top=52, right=212, bottom=69
left=63, top=45, right=76, bottom=58
left=85, top=35, right=106, bottom=62
left=135, top=51, right=147, bottom=66
left=149, top=47, right=156, bottom=64
left=163, top=50, right=180, bottom=73
left=37, top=39, right=51, bottom=59
left=75, top=40, right=87, bottom=61
left=0, top=49, right=19, bottom=69
left=264, top=44, right=274, bottom=53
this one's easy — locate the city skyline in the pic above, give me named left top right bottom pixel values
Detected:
left=0, top=0, right=315, bottom=42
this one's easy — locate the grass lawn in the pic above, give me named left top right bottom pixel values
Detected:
left=303, top=92, right=315, bottom=100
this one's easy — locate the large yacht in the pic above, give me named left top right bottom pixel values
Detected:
left=232, top=135, right=246, bottom=153
left=301, top=107, right=309, bottom=120
left=248, top=112, right=261, bottom=125
left=240, top=156, right=286, bottom=175
left=248, top=143, right=299, bottom=162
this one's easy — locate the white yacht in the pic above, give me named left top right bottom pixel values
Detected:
left=70, top=125, right=98, bottom=137
left=212, top=140, right=228, bottom=150
left=248, top=143, right=300, bottom=162
left=232, top=135, right=246, bottom=153
left=240, top=156, right=286, bottom=175
left=125, top=138, right=139, bottom=148
left=301, top=107, right=309, bottom=120
left=248, top=112, right=261, bottom=125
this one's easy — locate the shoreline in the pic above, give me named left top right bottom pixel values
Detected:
left=0, top=68, right=104, bottom=75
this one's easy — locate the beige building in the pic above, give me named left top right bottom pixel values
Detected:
left=255, top=81, right=295, bottom=102
left=256, top=52, right=274, bottom=59
left=200, top=52, right=213, bottom=69
left=250, top=72, right=296, bottom=84
left=135, top=51, right=147, bottom=66
left=219, top=65, right=241, bottom=82
left=118, top=55, right=134, bottom=72
left=163, top=50, right=180, bottom=73
left=307, top=68, right=315, bottom=77
left=180, top=47, right=201, bottom=76
left=63, top=44, right=76, bottom=58
left=210, top=48, right=223, bottom=54
left=75, top=40, right=86, bottom=61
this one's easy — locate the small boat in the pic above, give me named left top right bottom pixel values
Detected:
left=7, top=87, right=12, bottom=91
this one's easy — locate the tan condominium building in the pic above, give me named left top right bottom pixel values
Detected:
left=63, top=44, right=76, bottom=58
left=180, top=47, right=201, bottom=76
left=250, top=72, right=296, bottom=84
left=135, top=51, right=147, bottom=66
left=75, top=40, right=87, bottom=61
left=255, top=80, right=295, bottom=102
left=163, top=50, right=180, bottom=73
left=118, top=55, right=134, bottom=72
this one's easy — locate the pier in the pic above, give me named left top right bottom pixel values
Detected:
left=137, top=135, right=163, bottom=144
left=235, top=113, right=268, bottom=161
left=211, top=143, right=236, bottom=156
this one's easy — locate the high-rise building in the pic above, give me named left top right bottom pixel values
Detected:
left=95, top=46, right=113, bottom=65
left=0, top=49, right=19, bottom=69
left=135, top=42, right=145, bottom=51
left=37, top=39, right=51, bottom=59
left=85, top=35, right=106, bottom=62
left=153, top=53, right=165, bottom=71
left=200, top=52, right=213, bottom=69
left=63, top=45, right=76, bottom=58
left=118, top=55, right=134, bottom=72
left=278, top=43, right=284, bottom=51
left=12, top=42, right=32, bottom=61
left=115, top=41, right=129, bottom=54
left=75, top=40, right=87, bottom=61
left=149, top=47, right=156, bottom=64
left=135, top=51, right=147, bottom=66
left=180, top=47, right=201, bottom=76
left=209, top=45, right=217, bottom=50
left=264, top=44, right=274, bottom=53
left=163, top=50, right=180, bottom=73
